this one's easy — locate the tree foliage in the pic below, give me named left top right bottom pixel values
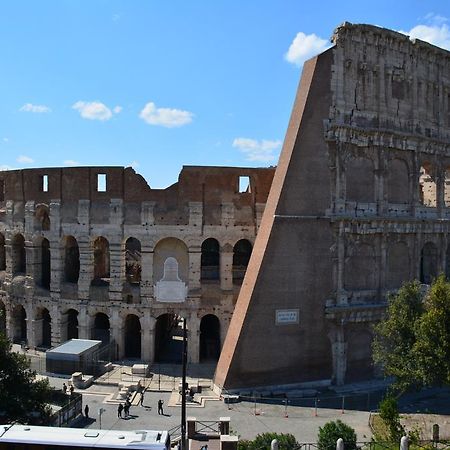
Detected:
left=237, top=432, right=298, bottom=450
left=378, top=395, right=404, bottom=441
left=0, top=333, right=53, bottom=424
left=373, top=275, right=450, bottom=391
left=317, top=420, right=357, bottom=450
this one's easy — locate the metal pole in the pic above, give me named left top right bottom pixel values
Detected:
left=341, top=396, right=345, bottom=414
left=181, top=317, right=187, bottom=450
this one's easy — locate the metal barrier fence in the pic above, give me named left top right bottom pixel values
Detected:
left=50, top=392, right=82, bottom=427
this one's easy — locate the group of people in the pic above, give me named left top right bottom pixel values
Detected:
left=117, top=398, right=132, bottom=418
left=62, top=382, right=74, bottom=396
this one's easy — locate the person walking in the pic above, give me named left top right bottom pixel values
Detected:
left=84, top=404, right=89, bottom=418
left=62, top=383, right=67, bottom=394
left=157, top=399, right=164, bottom=415
left=139, top=391, right=145, bottom=406
left=124, top=399, right=130, bottom=417
left=69, top=384, right=74, bottom=395
left=117, top=403, right=124, bottom=418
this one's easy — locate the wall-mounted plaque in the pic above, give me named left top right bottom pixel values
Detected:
left=275, top=309, right=299, bottom=325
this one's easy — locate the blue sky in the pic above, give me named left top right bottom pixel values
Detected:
left=1, top=1, right=450, bottom=188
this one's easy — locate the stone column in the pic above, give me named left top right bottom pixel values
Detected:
left=110, top=309, right=124, bottom=360
left=109, top=240, right=123, bottom=302
left=220, top=246, right=233, bottom=291
left=329, top=324, right=347, bottom=386
left=188, top=246, right=201, bottom=292
left=141, top=246, right=154, bottom=299
left=25, top=238, right=36, bottom=294
left=379, top=234, right=387, bottom=294
left=4, top=235, right=12, bottom=285
left=77, top=306, right=90, bottom=339
left=51, top=303, right=61, bottom=346
left=78, top=237, right=92, bottom=301
left=336, top=223, right=347, bottom=305
left=141, top=313, right=156, bottom=363
left=24, top=201, right=35, bottom=235
left=5, top=302, right=14, bottom=341
left=59, top=310, right=69, bottom=343
left=50, top=238, right=63, bottom=300
left=436, top=169, right=445, bottom=218
left=187, top=313, right=200, bottom=364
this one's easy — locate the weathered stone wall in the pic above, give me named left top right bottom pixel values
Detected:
left=0, top=165, right=275, bottom=363
left=215, top=23, right=450, bottom=391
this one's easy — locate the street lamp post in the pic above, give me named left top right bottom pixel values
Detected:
left=181, top=317, right=187, bottom=450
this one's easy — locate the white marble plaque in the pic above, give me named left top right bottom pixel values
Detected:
left=154, top=257, right=188, bottom=303
left=275, top=309, right=299, bottom=324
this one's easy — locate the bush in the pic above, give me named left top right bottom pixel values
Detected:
left=378, top=396, right=404, bottom=442
left=318, top=420, right=357, bottom=450
left=237, top=432, right=298, bottom=450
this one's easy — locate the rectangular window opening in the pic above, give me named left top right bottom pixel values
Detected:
left=42, top=175, right=48, bottom=192
left=238, top=176, right=251, bottom=193
left=97, top=174, right=107, bottom=192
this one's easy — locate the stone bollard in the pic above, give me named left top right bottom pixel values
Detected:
left=400, top=435, right=409, bottom=450
left=271, top=438, right=279, bottom=450
left=220, top=417, right=230, bottom=435
left=220, top=435, right=238, bottom=450
left=336, top=438, right=344, bottom=450
left=187, top=417, right=196, bottom=439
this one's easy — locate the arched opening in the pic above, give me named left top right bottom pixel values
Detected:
left=67, top=309, right=79, bottom=340
left=0, top=301, right=6, bottom=335
left=0, top=233, right=5, bottom=271
left=233, top=239, right=252, bottom=284
left=124, top=314, right=141, bottom=359
left=11, top=305, right=27, bottom=343
left=419, top=163, right=437, bottom=207
left=387, top=159, right=409, bottom=204
left=153, top=238, right=189, bottom=285
left=386, top=242, right=410, bottom=289
left=200, top=314, right=221, bottom=362
left=125, top=238, right=141, bottom=284
left=92, top=313, right=110, bottom=345
left=154, top=313, right=181, bottom=363
left=36, top=308, right=51, bottom=348
left=421, top=242, right=438, bottom=284
left=39, top=238, right=51, bottom=290
left=11, top=234, right=26, bottom=276
left=346, top=157, right=375, bottom=202
left=92, top=237, right=110, bottom=285
left=35, top=204, right=50, bottom=231
left=201, top=238, right=220, bottom=281
left=63, top=236, right=80, bottom=283
left=344, top=243, right=377, bottom=291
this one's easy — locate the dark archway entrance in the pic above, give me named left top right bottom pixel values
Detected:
left=64, top=236, right=80, bottom=283
left=200, top=315, right=221, bottom=362
left=125, top=314, right=141, bottom=358
left=38, top=308, right=52, bottom=348
left=233, top=239, right=252, bottom=284
left=420, top=242, right=438, bottom=284
left=67, top=309, right=79, bottom=340
left=154, top=313, right=181, bottom=363
left=12, top=305, right=27, bottom=343
left=92, top=313, right=110, bottom=345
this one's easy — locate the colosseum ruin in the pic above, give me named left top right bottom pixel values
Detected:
left=0, top=165, right=274, bottom=365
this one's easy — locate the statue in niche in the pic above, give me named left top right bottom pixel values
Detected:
left=154, top=257, right=187, bottom=303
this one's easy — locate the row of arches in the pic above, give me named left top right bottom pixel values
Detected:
left=4, top=303, right=221, bottom=362
left=0, top=234, right=253, bottom=288
left=344, top=240, right=448, bottom=291
left=345, top=156, right=450, bottom=207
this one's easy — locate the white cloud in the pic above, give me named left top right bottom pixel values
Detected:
left=285, top=32, right=330, bottom=66
left=399, top=15, right=450, bottom=50
left=19, top=103, right=51, bottom=113
left=17, top=155, right=34, bottom=164
left=72, top=101, right=121, bottom=121
left=2, top=138, right=9, bottom=143
left=139, top=102, right=194, bottom=128
left=232, top=138, right=282, bottom=162
left=64, top=160, right=79, bottom=166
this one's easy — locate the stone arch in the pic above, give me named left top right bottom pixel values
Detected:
left=0, top=233, right=5, bottom=271
left=36, top=307, right=52, bottom=348
left=344, top=242, right=376, bottom=291
left=346, top=156, right=375, bottom=202
left=11, top=304, right=27, bottom=343
left=0, top=300, right=5, bottom=335
left=11, top=234, right=26, bottom=276
left=154, top=313, right=180, bottom=363
left=92, top=236, right=110, bottom=284
left=233, top=239, right=252, bottom=284
left=200, top=314, right=221, bottom=362
left=419, top=162, right=437, bottom=207
left=153, top=238, right=188, bottom=284
left=92, top=312, right=110, bottom=345
left=125, top=237, right=141, bottom=284
left=35, top=204, right=50, bottom=231
left=387, top=158, right=409, bottom=203
left=421, top=242, right=438, bottom=284
left=201, top=238, right=220, bottom=281
left=63, top=236, right=79, bottom=283
left=346, top=328, right=373, bottom=382
left=66, top=308, right=79, bottom=340
left=124, top=314, right=141, bottom=359
left=386, top=241, right=410, bottom=289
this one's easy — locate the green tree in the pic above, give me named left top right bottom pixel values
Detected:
left=378, top=395, right=404, bottom=441
left=317, top=420, right=357, bottom=450
left=0, top=333, right=53, bottom=424
left=372, top=281, right=424, bottom=391
left=238, top=432, right=298, bottom=450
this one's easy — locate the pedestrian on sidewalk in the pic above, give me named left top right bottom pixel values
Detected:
left=62, top=383, right=67, bottom=394
left=157, top=399, right=164, bottom=415
left=117, top=403, right=124, bottom=418
left=124, top=399, right=131, bottom=417
left=139, top=390, right=145, bottom=406
left=84, top=404, right=89, bottom=418
left=69, top=384, right=74, bottom=396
